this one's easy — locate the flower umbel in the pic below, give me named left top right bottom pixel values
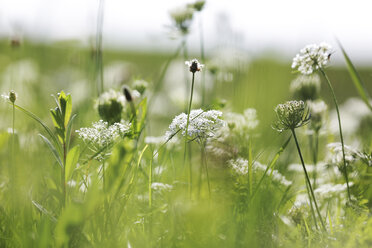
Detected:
left=185, top=59, right=204, bottom=73
left=273, top=100, right=310, bottom=132
left=165, top=109, right=224, bottom=141
left=292, top=42, right=332, bottom=75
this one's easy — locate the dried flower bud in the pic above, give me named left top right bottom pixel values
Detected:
left=9, top=90, right=17, bottom=103
left=122, top=85, right=133, bottom=102
left=185, top=59, right=204, bottom=73
left=290, top=74, right=321, bottom=101
left=273, top=100, right=310, bottom=132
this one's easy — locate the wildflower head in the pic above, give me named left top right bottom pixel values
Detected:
left=327, top=142, right=359, bottom=166
left=290, top=74, right=321, bottom=101
left=169, top=6, right=194, bottom=34
left=165, top=109, right=224, bottom=142
left=307, top=99, right=327, bottom=131
left=273, top=100, right=310, bottom=132
left=9, top=90, right=17, bottom=103
left=132, top=79, right=149, bottom=95
left=292, top=42, right=332, bottom=74
left=97, top=89, right=125, bottom=125
left=76, top=120, right=131, bottom=160
left=185, top=59, right=204, bottom=73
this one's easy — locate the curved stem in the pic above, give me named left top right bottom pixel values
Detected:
left=319, top=68, right=351, bottom=201
left=292, top=129, right=326, bottom=231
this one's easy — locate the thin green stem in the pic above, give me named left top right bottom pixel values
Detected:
left=201, top=144, right=211, bottom=198
left=62, top=142, right=67, bottom=209
left=248, top=137, right=253, bottom=195
left=199, top=17, right=206, bottom=106
left=149, top=157, right=152, bottom=208
left=96, top=0, right=105, bottom=95
left=319, top=68, right=351, bottom=201
left=292, top=129, right=326, bottom=231
left=184, top=72, right=196, bottom=198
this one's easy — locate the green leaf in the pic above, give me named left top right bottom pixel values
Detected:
left=65, top=145, right=80, bottom=181
left=137, top=97, right=147, bottom=133
left=31, top=200, right=57, bottom=222
left=66, top=114, right=77, bottom=150
left=338, top=40, right=372, bottom=112
left=64, top=94, right=72, bottom=128
left=39, top=134, right=63, bottom=168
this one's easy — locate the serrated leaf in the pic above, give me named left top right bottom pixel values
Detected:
left=39, top=134, right=63, bottom=168
left=65, top=145, right=80, bottom=181
left=338, top=40, right=372, bottom=112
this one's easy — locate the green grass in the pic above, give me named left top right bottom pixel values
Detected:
left=0, top=39, right=372, bottom=247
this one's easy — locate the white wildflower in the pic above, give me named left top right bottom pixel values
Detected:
left=229, top=158, right=291, bottom=186
left=292, top=42, right=332, bottom=75
left=314, top=182, right=354, bottom=199
left=96, top=89, right=126, bottom=124
left=327, top=142, right=359, bottom=165
left=169, top=6, right=194, bottom=34
left=165, top=109, right=224, bottom=141
left=290, top=74, right=321, bottom=100
left=151, top=182, right=173, bottom=192
left=185, top=58, right=204, bottom=73
left=76, top=120, right=131, bottom=148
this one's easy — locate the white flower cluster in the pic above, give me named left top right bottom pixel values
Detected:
left=327, top=142, right=359, bottom=166
left=76, top=120, right=131, bottom=148
left=165, top=109, right=224, bottom=141
left=225, top=108, right=259, bottom=132
left=151, top=182, right=173, bottom=192
left=292, top=42, right=332, bottom=74
left=228, top=158, right=291, bottom=186
left=290, top=74, right=321, bottom=100
left=97, top=89, right=126, bottom=107
left=314, top=182, right=353, bottom=199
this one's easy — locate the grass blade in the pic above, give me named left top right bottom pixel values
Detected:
left=39, top=134, right=63, bottom=168
left=337, top=40, right=372, bottom=111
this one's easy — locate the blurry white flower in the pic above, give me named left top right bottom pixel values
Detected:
left=329, top=97, right=372, bottom=136
left=165, top=109, right=224, bottom=141
left=290, top=74, right=321, bottom=100
left=307, top=99, right=328, bottom=131
left=327, top=142, right=359, bottom=166
left=292, top=42, right=332, bottom=74
left=228, top=158, right=291, bottom=186
left=185, top=59, right=204, bottom=73
left=314, top=182, right=353, bottom=199
left=169, top=6, right=194, bottom=35
left=96, top=89, right=126, bottom=125
left=151, top=182, right=173, bottom=192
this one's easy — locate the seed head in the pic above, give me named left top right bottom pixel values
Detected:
left=292, top=42, right=332, bottom=75
left=188, top=0, right=206, bottom=12
left=122, top=85, right=133, bottom=102
left=9, top=90, right=17, bottom=103
left=185, top=59, right=204, bottom=73
left=97, top=89, right=125, bottom=125
left=307, top=99, right=327, bottom=131
left=273, top=100, right=310, bottom=132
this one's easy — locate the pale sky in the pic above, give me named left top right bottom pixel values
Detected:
left=1, top=0, right=372, bottom=62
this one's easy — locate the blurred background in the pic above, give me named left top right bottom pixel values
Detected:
left=1, top=0, right=372, bottom=62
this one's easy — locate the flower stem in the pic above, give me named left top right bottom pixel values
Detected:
left=292, top=129, right=326, bottom=231
left=62, top=142, right=67, bottom=208
left=319, top=68, right=351, bottom=201
left=184, top=72, right=196, bottom=198
left=199, top=17, right=206, bottom=106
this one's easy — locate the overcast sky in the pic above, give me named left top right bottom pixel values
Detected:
left=1, top=0, right=372, bottom=62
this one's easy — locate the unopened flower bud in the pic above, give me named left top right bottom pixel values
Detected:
left=9, top=90, right=17, bottom=103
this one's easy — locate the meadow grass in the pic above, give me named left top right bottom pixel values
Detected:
left=0, top=32, right=372, bottom=248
